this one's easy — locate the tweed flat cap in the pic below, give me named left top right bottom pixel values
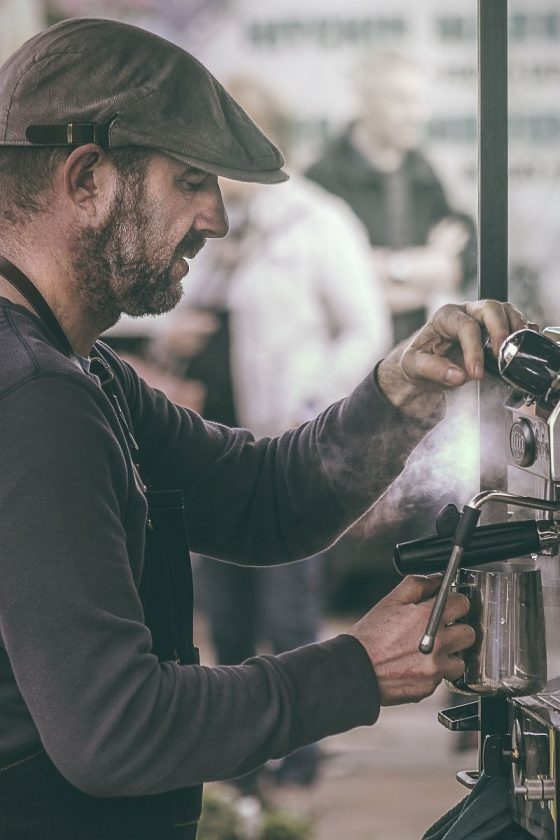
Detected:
left=0, top=17, right=288, bottom=184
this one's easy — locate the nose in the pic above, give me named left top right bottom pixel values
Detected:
left=193, top=177, right=229, bottom=239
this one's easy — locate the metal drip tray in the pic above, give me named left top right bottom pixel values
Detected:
left=536, top=694, right=560, bottom=711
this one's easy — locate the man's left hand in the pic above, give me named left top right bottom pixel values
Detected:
left=377, top=300, right=531, bottom=419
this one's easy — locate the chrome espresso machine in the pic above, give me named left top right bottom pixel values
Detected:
left=394, top=327, right=560, bottom=840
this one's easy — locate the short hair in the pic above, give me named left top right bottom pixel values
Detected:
left=0, top=146, right=151, bottom=224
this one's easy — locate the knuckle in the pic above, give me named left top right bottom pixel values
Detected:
left=434, top=303, right=459, bottom=324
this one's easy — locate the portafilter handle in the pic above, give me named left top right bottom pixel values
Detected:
left=419, top=505, right=481, bottom=654
left=418, top=491, right=560, bottom=655
left=498, top=328, right=560, bottom=400
left=394, top=519, right=552, bottom=577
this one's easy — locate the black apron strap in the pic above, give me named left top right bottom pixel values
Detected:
left=0, top=254, right=75, bottom=358
left=143, top=489, right=199, bottom=665
left=88, top=354, right=198, bottom=666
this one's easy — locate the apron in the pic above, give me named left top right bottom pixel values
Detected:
left=0, top=256, right=203, bottom=839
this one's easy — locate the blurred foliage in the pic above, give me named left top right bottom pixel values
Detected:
left=198, top=789, right=244, bottom=840
left=259, top=809, right=313, bottom=840
left=197, top=787, right=313, bottom=840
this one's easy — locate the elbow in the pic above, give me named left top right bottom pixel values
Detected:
left=48, top=746, right=147, bottom=798
left=54, top=759, right=125, bottom=799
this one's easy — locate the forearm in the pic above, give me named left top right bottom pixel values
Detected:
left=27, top=634, right=377, bottom=797
left=115, top=346, right=439, bottom=565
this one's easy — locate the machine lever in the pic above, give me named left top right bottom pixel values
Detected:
left=438, top=702, right=480, bottom=732
left=395, top=519, right=544, bottom=576
left=482, top=735, right=511, bottom=777
left=417, top=491, right=560, bottom=655
left=456, top=770, right=480, bottom=790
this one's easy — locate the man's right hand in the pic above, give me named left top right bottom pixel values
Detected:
left=347, top=575, right=475, bottom=706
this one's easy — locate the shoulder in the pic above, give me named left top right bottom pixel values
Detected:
left=305, top=131, right=356, bottom=183
left=407, top=149, right=444, bottom=186
left=0, top=301, right=107, bottom=407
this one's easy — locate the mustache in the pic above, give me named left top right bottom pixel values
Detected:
left=176, top=230, right=206, bottom=259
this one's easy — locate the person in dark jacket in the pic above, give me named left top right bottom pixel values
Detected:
left=306, top=50, right=476, bottom=345
left=0, top=18, right=526, bottom=840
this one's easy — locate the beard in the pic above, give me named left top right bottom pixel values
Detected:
left=72, top=171, right=205, bottom=326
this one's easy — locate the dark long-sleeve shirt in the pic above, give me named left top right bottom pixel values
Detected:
left=0, top=297, right=434, bottom=797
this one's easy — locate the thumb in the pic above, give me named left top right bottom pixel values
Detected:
left=391, top=574, right=442, bottom=605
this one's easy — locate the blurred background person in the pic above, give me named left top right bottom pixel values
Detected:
left=306, top=50, right=477, bottom=345
left=161, top=75, right=391, bottom=795
left=303, top=50, right=478, bottom=623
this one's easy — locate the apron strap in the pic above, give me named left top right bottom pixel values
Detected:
left=89, top=352, right=197, bottom=665
left=0, top=254, right=75, bottom=358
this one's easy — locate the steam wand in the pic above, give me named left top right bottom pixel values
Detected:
left=418, top=490, right=560, bottom=655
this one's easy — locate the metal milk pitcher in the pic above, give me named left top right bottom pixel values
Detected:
left=446, top=561, right=547, bottom=696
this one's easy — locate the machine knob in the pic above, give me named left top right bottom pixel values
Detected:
left=510, top=419, right=537, bottom=467
left=482, top=735, right=512, bottom=777
left=514, top=778, right=555, bottom=801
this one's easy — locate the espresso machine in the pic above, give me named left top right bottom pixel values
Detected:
left=394, top=327, right=560, bottom=839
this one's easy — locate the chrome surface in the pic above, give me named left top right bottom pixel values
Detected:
left=447, top=564, right=547, bottom=697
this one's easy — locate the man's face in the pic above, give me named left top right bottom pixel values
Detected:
left=360, top=66, right=429, bottom=153
left=73, top=153, right=229, bottom=321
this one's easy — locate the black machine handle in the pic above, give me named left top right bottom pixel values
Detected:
left=394, top=519, right=541, bottom=576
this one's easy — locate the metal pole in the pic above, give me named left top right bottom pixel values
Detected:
left=478, top=0, right=509, bottom=517
left=478, top=0, right=508, bottom=303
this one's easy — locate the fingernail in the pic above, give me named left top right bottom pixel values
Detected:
left=445, top=368, right=465, bottom=385
left=474, top=361, right=483, bottom=379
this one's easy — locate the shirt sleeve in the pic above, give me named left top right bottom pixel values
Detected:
left=0, top=373, right=379, bottom=797
left=117, top=353, right=437, bottom=565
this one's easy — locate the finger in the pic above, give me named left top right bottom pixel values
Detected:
left=401, top=345, right=467, bottom=387
left=442, top=592, right=471, bottom=624
left=503, top=302, right=530, bottom=334
left=438, top=622, right=476, bottom=656
left=528, top=322, right=540, bottom=333
left=465, top=300, right=527, bottom=357
left=391, top=574, right=442, bottom=605
left=441, top=652, right=468, bottom=682
left=412, top=305, right=484, bottom=382
left=427, top=304, right=489, bottom=381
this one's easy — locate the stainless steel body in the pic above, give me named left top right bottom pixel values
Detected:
left=406, top=326, right=560, bottom=838
left=510, top=694, right=560, bottom=840
left=447, top=563, right=547, bottom=697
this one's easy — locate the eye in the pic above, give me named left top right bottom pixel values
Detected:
left=177, top=175, right=206, bottom=194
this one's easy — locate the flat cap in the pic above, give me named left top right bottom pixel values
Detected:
left=0, top=17, right=288, bottom=184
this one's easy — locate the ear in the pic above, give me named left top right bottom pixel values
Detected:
left=61, top=144, right=115, bottom=219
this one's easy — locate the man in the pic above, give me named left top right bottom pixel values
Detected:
left=0, top=17, right=525, bottom=840
left=306, top=50, right=476, bottom=345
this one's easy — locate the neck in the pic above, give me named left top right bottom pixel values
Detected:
left=351, top=122, right=405, bottom=173
left=0, top=243, right=113, bottom=357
